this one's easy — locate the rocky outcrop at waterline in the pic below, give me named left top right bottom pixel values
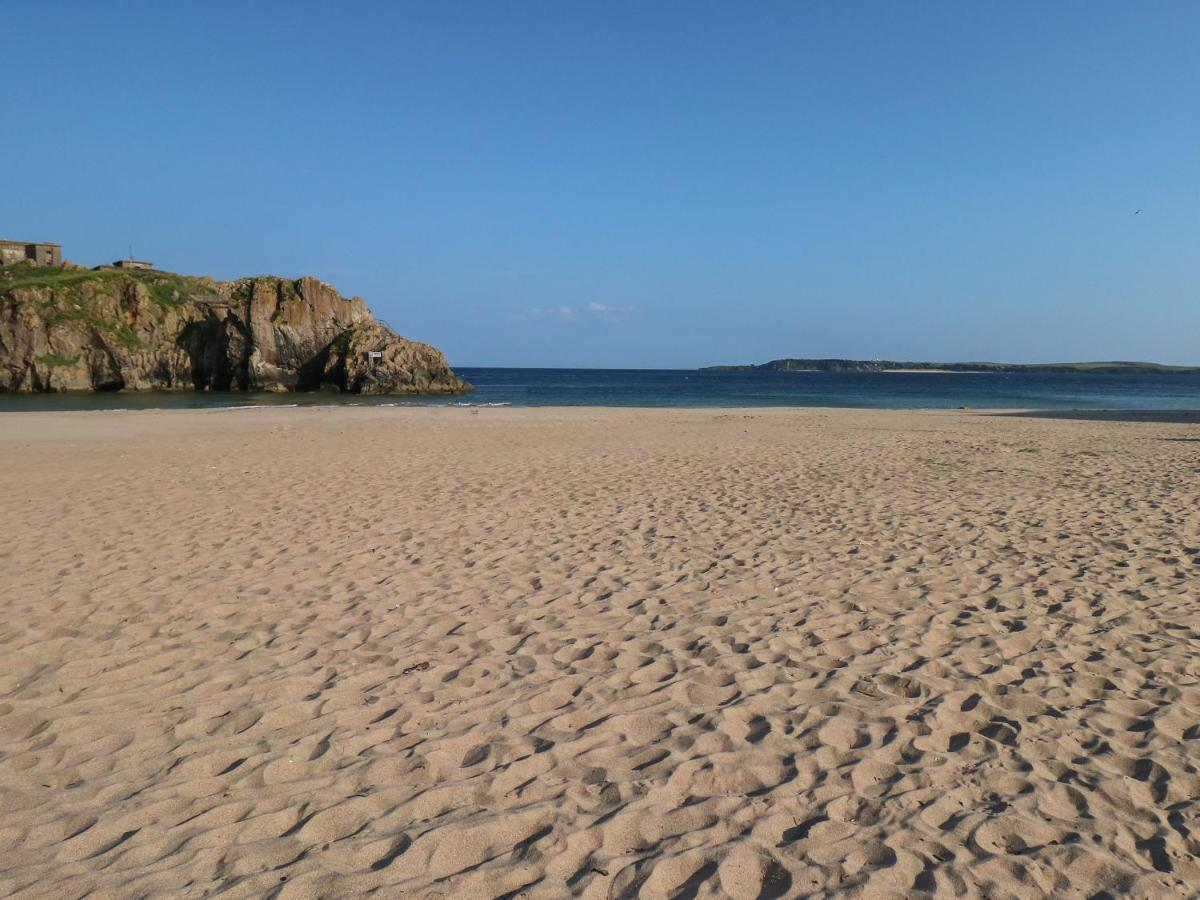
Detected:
left=0, top=265, right=471, bottom=395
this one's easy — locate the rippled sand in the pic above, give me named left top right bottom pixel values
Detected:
left=2, top=406, right=1199, bottom=898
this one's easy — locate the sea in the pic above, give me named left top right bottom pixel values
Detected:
left=1, top=368, right=1198, bottom=412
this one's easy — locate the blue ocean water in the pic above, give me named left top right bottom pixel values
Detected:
left=1, top=367, right=1198, bottom=412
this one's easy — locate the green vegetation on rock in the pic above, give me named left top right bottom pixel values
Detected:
left=145, top=273, right=214, bottom=308
left=38, top=353, right=78, bottom=368
left=0, top=264, right=115, bottom=292
left=0, top=263, right=213, bottom=308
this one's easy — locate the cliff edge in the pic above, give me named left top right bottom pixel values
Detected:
left=0, top=265, right=471, bottom=395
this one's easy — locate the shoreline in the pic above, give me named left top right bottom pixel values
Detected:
left=880, top=367, right=988, bottom=373
left=3, top=366, right=1200, bottom=416
left=3, top=400, right=1200, bottom=413
left=2, top=403, right=1200, bottom=437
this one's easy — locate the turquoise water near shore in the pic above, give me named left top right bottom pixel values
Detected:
left=1, top=367, right=1198, bottom=411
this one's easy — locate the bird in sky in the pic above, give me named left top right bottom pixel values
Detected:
left=1134, top=209, right=1143, bottom=215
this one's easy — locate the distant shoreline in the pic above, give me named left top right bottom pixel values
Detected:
left=881, top=368, right=988, bottom=374
left=703, top=357, right=1200, bottom=375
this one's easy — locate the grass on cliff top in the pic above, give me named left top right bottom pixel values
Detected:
left=0, top=263, right=215, bottom=308
left=1, top=264, right=222, bottom=352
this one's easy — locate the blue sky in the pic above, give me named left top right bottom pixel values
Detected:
left=5, top=1, right=1198, bottom=367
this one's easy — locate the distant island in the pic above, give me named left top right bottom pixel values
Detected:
left=702, top=358, right=1200, bottom=374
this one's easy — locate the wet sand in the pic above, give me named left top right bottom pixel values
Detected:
left=2, top=406, right=1199, bottom=898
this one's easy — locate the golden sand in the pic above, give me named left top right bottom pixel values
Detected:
left=2, top=406, right=1199, bottom=898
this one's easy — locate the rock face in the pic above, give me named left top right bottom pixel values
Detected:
left=0, top=266, right=471, bottom=395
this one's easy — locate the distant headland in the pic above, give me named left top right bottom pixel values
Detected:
left=0, top=237, right=471, bottom=395
left=702, top=358, right=1200, bottom=375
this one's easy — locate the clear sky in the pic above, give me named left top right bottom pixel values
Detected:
left=5, top=2, right=1198, bottom=368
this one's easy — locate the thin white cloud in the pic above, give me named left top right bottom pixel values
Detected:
left=587, top=302, right=635, bottom=323
left=510, top=302, right=635, bottom=324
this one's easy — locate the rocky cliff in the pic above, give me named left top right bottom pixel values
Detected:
left=0, top=265, right=471, bottom=395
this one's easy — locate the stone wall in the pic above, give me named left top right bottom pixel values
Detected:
left=0, top=243, right=25, bottom=266
left=0, top=241, right=61, bottom=267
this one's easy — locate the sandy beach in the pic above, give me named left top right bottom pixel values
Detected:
left=2, top=405, right=1200, bottom=899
